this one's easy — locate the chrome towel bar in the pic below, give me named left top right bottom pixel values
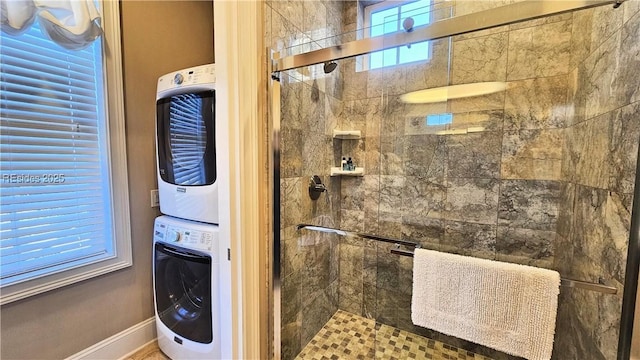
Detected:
left=390, top=248, right=618, bottom=295
left=296, top=224, right=419, bottom=248
left=297, top=224, right=618, bottom=295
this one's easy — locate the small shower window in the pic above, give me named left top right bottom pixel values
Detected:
left=426, top=113, right=453, bottom=126
left=365, top=0, right=432, bottom=70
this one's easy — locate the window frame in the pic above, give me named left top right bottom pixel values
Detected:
left=0, top=0, right=132, bottom=305
left=362, top=0, right=433, bottom=70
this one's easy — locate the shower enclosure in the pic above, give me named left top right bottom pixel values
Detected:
left=268, top=0, right=640, bottom=359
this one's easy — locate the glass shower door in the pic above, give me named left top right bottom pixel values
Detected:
left=269, top=0, right=640, bottom=359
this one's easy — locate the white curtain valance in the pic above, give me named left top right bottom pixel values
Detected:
left=0, top=0, right=102, bottom=50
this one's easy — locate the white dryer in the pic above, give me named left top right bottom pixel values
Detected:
left=155, top=64, right=220, bottom=224
left=153, top=215, right=221, bottom=359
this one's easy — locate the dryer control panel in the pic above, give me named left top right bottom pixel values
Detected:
left=156, top=63, right=216, bottom=97
left=153, top=216, right=217, bottom=256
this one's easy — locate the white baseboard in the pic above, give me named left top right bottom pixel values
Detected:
left=66, top=317, right=157, bottom=360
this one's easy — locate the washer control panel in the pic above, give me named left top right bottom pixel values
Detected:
left=154, top=219, right=216, bottom=254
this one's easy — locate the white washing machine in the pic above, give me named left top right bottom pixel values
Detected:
left=153, top=215, right=221, bottom=359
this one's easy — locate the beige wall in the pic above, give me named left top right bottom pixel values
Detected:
left=0, top=2, right=214, bottom=359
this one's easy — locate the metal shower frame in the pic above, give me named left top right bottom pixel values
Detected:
left=268, top=1, right=638, bottom=359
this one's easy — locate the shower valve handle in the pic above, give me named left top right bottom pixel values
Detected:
left=308, top=175, right=327, bottom=200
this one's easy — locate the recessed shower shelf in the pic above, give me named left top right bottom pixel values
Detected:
left=332, top=130, right=361, bottom=139
left=330, top=167, right=364, bottom=177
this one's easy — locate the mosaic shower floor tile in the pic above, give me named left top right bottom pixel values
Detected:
left=295, top=310, right=494, bottom=360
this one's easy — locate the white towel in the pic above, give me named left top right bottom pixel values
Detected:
left=411, top=249, right=560, bottom=360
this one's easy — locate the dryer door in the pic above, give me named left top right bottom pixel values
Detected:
left=154, top=242, right=213, bottom=344
left=156, top=90, right=216, bottom=186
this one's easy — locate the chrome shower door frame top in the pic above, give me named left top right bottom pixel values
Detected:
left=271, top=0, right=623, bottom=73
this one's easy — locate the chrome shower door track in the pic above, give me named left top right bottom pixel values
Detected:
left=272, top=0, right=623, bottom=73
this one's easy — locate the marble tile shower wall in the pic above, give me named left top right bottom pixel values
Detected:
left=334, top=1, right=640, bottom=360
left=265, top=2, right=345, bottom=359
left=553, top=2, right=640, bottom=359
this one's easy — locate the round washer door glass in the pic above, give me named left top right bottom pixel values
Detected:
left=155, top=242, right=213, bottom=344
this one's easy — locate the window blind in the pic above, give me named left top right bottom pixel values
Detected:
left=0, top=21, right=113, bottom=286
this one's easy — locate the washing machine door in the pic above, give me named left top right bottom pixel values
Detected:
left=155, top=242, right=213, bottom=344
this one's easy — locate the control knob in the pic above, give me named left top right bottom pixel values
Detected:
left=168, top=230, right=181, bottom=242
left=174, top=73, right=184, bottom=85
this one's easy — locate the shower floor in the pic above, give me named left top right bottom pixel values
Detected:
left=295, top=310, right=493, bottom=360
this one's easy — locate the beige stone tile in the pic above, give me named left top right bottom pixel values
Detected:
left=295, top=310, right=495, bottom=360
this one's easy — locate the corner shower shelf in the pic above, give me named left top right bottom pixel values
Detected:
left=332, top=130, right=361, bottom=139
left=331, top=167, right=364, bottom=177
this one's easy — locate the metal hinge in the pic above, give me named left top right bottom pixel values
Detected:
left=227, top=248, right=231, bottom=261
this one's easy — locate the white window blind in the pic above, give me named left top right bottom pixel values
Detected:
left=0, top=20, right=114, bottom=287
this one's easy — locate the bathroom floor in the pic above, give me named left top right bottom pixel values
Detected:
left=126, top=310, right=493, bottom=360
left=125, top=341, right=169, bottom=360
left=296, top=310, right=494, bottom=360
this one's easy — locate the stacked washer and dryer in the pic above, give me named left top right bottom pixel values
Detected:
left=152, top=64, right=225, bottom=359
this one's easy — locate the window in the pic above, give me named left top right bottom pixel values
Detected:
left=0, top=1, right=131, bottom=304
left=365, top=0, right=432, bottom=69
left=427, top=113, right=453, bottom=126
